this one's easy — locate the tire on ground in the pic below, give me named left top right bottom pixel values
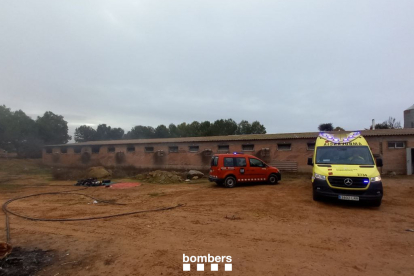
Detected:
left=268, top=173, right=279, bottom=185
left=313, top=190, right=322, bottom=201
left=371, top=199, right=382, bottom=207
left=224, top=176, right=236, bottom=188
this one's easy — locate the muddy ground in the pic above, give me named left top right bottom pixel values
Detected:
left=0, top=160, right=413, bottom=276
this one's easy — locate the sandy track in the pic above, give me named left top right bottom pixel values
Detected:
left=1, top=174, right=414, bottom=276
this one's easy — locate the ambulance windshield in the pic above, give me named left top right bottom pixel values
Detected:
left=316, top=146, right=375, bottom=165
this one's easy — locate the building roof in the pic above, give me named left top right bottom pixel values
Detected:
left=46, top=128, right=414, bottom=148
left=405, top=104, right=414, bottom=111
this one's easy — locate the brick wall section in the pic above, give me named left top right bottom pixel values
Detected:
left=43, top=135, right=414, bottom=174
left=366, top=135, right=414, bottom=175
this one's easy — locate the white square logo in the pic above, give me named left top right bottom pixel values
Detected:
left=211, top=263, right=218, bottom=271
left=225, top=263, right=232, bottom=271
left=183, top=263, right=190, bottom=271
left=197, top=264, right=204, bottom=271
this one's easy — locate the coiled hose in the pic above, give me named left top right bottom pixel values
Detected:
left=2, top=187, right=184, bottom=243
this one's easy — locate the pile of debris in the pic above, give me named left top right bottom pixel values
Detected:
left=86, top=166, right=111, bottom=178
left=75, top=178, right=111, bottom=186
left=135, top=170, right=184, bottom=184
left=186, top=170, right=204, bottom=180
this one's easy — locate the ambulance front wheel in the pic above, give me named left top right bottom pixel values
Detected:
left=313, top=190, right=322, bottom=201
left=371, top=199, right=382, bottom=207
left=224, top=176, right=236, bottom=188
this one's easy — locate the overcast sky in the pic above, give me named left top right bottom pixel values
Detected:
left=1, top=0, right=413, bottom=138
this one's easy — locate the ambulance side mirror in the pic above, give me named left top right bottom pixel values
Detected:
left=307, top=157, right=313, bottom=166
left=376, top=158, right=383, bottom=167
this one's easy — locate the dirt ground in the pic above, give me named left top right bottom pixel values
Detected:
left=0, top=160, right=414, bottom=276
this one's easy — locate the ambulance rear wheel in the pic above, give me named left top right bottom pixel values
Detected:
left=268, top=174, right=278, bottom=185
left=224, top=176, right=236, bottom=188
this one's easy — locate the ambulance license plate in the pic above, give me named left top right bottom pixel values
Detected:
left=338, top=195, right=359, bottom=201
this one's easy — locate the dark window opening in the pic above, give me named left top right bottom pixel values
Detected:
left=189, top=146, right=199, bottom=152
left=73, top=147, right=81, bottom=154
left=278, top=143, right=291, bottom=151
left=91, top=146, right=101, bottom=154
left=60, top=148, right=67, bottom=154
left=388, top=141, right=405, bottom=149
left=242, top=144, right=254, bottom=151
left=46, top=148, right=52, bottom=154
left=145, top=147, right=154, bottom=152
left=218, top=145, right=229, bottom=152
left=307, top=143, right=315, bottom=151
left=169, top=146, right=178, bottom=153
left=127, top=145, right=135, bottom=152
left=108, top=146, right=115, bottom=153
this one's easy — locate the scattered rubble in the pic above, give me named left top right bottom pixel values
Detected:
left=187, top=170, right=204, bottom=179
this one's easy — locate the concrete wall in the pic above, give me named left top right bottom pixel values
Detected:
left=42, top=135, right=414, bottom=174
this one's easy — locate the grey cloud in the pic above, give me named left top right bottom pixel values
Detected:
left=1, top=0, right=413, bottom=137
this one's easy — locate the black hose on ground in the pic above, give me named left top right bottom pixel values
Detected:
left=2, top=187, right=184, bottom=243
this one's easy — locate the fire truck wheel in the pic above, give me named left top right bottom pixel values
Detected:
left=224, top=176, right=236, bottom=188
left=268, top=174, right=278, bottom=185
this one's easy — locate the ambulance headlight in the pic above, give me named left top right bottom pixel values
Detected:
left=370, top=176, right=381, bottom=182
left=314, top=173, right=326, bottom=180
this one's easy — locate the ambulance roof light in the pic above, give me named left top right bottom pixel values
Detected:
left=319, top=131, right=361, bottom=143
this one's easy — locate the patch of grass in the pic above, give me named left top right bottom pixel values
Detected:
left=0, top=183, right=22, bottom=192
left=0, top=159, right=51, bottom=176
left=111, top=166, right=146, bottom=178
left=51, top=168, right=85, bottom=180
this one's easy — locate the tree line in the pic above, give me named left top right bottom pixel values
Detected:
left=0, top=105, right=267, bottom=157
left=1, top=104, right=402, bottom=158
left=0, top=105, right=71, bottom=157
left=74, top=119, right=266, bottom=142
left=372, top=117, right=402, bottom=129
left=318, top=117, right=402, bottom=132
